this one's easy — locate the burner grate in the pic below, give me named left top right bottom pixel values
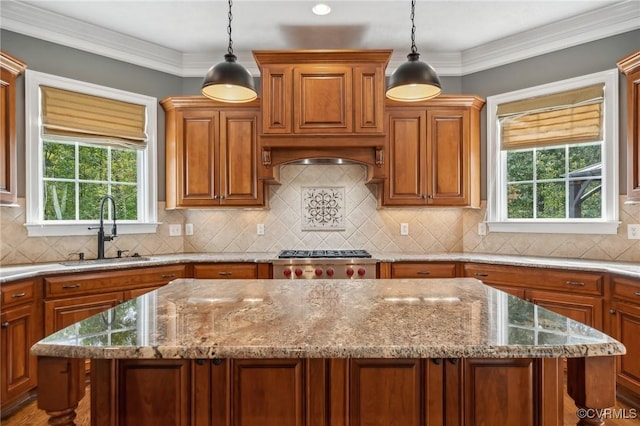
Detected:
left=278, top=249, right=371, bottom=259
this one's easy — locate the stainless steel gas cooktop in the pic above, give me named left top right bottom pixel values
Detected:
left=277, top=249, right=372, bottom=259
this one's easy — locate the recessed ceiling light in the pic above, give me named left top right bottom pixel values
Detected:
left=312, top=3, right=331, bottom=16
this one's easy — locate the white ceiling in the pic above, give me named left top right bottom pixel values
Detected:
left=1, top=0, right=638, bottom=77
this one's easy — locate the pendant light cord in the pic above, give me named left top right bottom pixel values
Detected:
left=410, top=0, right=417, bottom=54
left=227, top=0, right=234, bottom=56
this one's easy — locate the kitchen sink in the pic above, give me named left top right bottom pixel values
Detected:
left=60, top=256, right=152, bottom=266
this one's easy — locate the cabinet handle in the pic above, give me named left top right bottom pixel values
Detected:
left=212, top=195, right=218, bottom=199
left=161, top=274, right=176, bottom=279
left=219, top=195, right=226, bottom=200
left=416, top=271, right=431, bottom=275
left=62, top=284, right=81, bottom=289
left=609, top=309, right=617, bottom=314
left=11, top=292, right=26, bottom=298
left=218, top=271, right=232, bottom=276
left=1, top=322, right=9, bottom=328
left=565, top=281, right=585, bottom=286
left=473, top=272, right=489, bottom=277
left=634, top=292, right=640, bottom=297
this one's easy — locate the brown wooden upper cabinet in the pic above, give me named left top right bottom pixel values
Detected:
left=161, top=97, right=264, bottom=209
left=381, top=96, right=484, bottom=207
left=253, top=50, right=389, bottom=136
left=0, top=51, right=27, bottom=206
left=617, top=50, right=640, bottom=203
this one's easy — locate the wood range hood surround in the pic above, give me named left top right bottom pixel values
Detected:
left=253, top=50, right=392, bottom=183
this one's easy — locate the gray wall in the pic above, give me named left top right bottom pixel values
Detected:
left=463, top=30, right=640, bottom=199
left=2, top=29, right=638, bottom=201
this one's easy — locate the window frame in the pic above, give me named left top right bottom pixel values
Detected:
left=25, top=70, right=158, bottom=237
left=486, top=69, right=619, bottom=235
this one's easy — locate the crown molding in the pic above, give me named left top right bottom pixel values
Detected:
left=1, top=0, right=638, bottom=78
left=461, top=0, right=640, bottom=75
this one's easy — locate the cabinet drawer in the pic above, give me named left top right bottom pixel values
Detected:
left=1, top=279, right=36, bottom=308
left=611, top=276, right=640, bottom=303
left=391, top=262, right=457, bottom=278
left=193, top=263, right=258, bottom=279
left=45, top=265, right=187, bottom=298
left=463, top=263, right=603, bottom=295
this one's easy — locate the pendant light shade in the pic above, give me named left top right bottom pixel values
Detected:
left=386, top=0, right=442, bottom=102
left=202, top=53, right=257, bottom=103
left=201, top=0, right=257, bottom=103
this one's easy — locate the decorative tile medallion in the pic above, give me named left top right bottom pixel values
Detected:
left=301, top=186, right=345, bottom=231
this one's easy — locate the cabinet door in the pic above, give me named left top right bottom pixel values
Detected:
left=617, top=51, right=640, bottom=202
left=1, top=303, right=38, bottom=404
left=610, top=300, right=640, bottom=396
left=0, top=52, right=26, bottom=206
left=426, top=109, right=470, bottom=206
left=353, top=65, right=384, bottom=133
left=261, top=65, right=293, bottom=134
left=350, top=359, right=424, bottom=426
left=293, top=65, right=352, bottom=133
left=527, top=290, right=603, bottom=330
left=44, top=292, right=122, bottom=335
left=219, top=110, right=264, bottom=206
left=232, top=359, right=305, bottom=426
left=175, top=109, right=219, bottom=207
left=383, top=109, right=427, bottom=206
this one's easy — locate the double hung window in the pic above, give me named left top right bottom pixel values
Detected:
left=486, top=70, right=618, bottom=234
left=25, top=71, right=158, bottom=236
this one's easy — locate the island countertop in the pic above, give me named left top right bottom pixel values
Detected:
left=31, top=277, right=625, bottom=360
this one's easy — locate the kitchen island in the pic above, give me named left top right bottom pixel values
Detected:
left=31, top=278, right=625, bottom=426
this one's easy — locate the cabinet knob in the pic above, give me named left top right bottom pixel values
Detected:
left=609, top=309, right=617, bottom=314
left=448, top=358, right=459, bottom=365
left=1, top=322, right=9, bottom=328
left=431, top=358, right=442, bottom=365
left=635, top=292, right=640, bottom=297
left=212, top=195, right=218, bottom=199
left=219, top=195, right=225, bottom=200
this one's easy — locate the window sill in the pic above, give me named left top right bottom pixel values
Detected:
left=25, top=222, right=160, bottom=237
left=486, top=221, right=620, bottom=235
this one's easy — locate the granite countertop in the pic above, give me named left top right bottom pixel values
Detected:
left=2, top=252, right=640, bottom=284
left=31, top=277, right=625, bottom=360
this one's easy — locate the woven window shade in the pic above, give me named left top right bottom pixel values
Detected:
left=498, top=84, right=604, bottom=150
left=41, top=86, right=148, bottom=149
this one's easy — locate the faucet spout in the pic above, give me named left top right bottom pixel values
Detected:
left=93, top=195, right=117, bottom=259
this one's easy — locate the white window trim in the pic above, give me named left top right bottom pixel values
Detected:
left=486, top=69, right=619, bottom=235
left=24, top=70, right=159, bottom=237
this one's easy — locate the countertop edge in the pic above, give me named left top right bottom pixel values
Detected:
left=3, top=252, right=640, bottom=283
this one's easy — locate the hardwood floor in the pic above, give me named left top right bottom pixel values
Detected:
left=2, top=385, right=638, bottom=425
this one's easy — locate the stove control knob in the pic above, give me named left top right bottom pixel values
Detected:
left=315, top=268, right=323, bottom=277
left=357, top=268, right=366, bottom=277
left=346, top=267, right=355, bottom=277
left=326, top=267, right=335, bottom=277
left=283, top=268, right=292, bottom=277
left=294, top=268, right=303, bottom=277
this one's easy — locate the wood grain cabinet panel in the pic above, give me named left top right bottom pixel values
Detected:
left=609, top=275, right=640, bottom=401
left=161, top=97, right=264, bottom=208
left=0, top=51, right=26, bottom=206
left=391, top=262, right=458, bottom=279
left=193, top=263, right=258, bottom=279
left=382, top=96, right=484, bottom=207
left=617, top=50, right=640, bottom=203
left=0, top=279, right=41, bottom=414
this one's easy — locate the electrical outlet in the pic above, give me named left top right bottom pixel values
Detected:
left=628, top=224, right=640, bottom=239
left=477, top=222, right=487, bottom=236
left=185, top=223, right=194, bottom=236
left=169, top=224, right=182, bottom=237
left=257, top=223, right=265, bottom=235
left=400, top=223, right=409, bottom=236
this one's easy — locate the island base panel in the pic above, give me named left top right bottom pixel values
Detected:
left=37, top=355, right=615, bottom=426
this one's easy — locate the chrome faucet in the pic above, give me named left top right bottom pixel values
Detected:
left=89, top=195, right=117, bottom=259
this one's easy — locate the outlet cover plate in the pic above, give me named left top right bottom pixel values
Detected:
left=400, top=223, right=409, bottom=236
left=169, top=224, right=182, bottom=237
left=628, top=224, right=640, bottom=239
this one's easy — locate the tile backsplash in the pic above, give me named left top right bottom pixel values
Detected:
left=2, top=164, right=640, bottom=265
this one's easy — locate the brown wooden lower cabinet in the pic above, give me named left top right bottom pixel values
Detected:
left=87, top=357, right=563, bottom=426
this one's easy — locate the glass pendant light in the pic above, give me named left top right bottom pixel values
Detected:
left=386, top=0, right=441, bottom=102
left=201, top=0, right=257, bottom=103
